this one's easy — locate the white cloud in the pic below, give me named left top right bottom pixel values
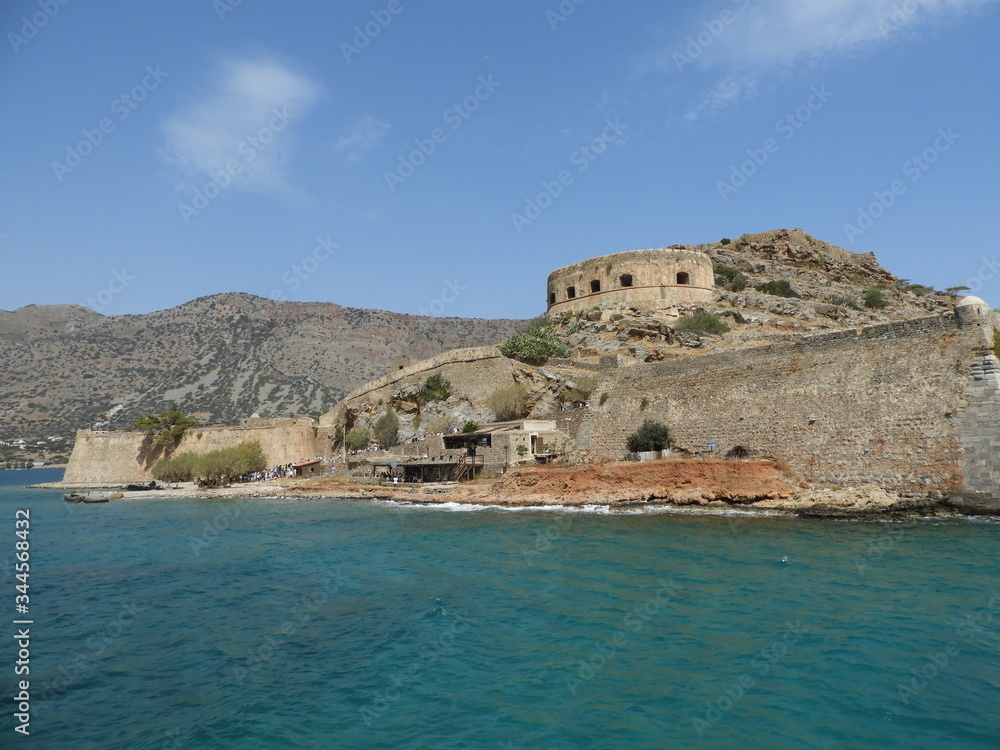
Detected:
left=160, top=56, right=322, bottom=193
left=666, top=0, right=998, bottom=118
left=335, top=114, right=391, bottom=163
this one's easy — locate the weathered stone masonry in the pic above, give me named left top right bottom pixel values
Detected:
left=582, top=312, right=1000, bottom=497
left=546, top=248, right=715, bottom=316
left=64, top=420, right=321, bottom=484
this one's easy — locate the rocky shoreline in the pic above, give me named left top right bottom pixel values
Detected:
left=30, top=459, right=1000, bottom=520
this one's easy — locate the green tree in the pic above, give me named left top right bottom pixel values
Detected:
left=345, top=426, right=370, bottom=452
left=626, top=420, right=673, bottom=453
left=755, top=279, right=801, bottom=298
left=330, top=425, right=345, bottom=449
left=674, top=312, right=730, bottom=336
left=488, top=384, right=529, bottom=421
left=462, top=421, right=480, bottom=433
left=374, top=410, right=400, bottom=449
left=714, top=265, right=748, bottom=292
left=151, top=441, right=266, bottom=482
left=132, top=410, right=197, bottom=448
left=499, top=320, right=572, bottom=364
left=416, top=374, right=452, bottom=406
left=863, top=287, right=888, bottom=309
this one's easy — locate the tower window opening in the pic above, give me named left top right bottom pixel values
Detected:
left=567, top=286, right=576, bottom=299
left=549, top=292, right=556, bottom=305
left=590, top=280, right=601, bottom=293
left=677, top=272, right=690, bottom=285
left=620, top=274, right=634, bottom=288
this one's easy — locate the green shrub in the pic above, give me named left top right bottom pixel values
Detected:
left=523, top=315, right=550, bottom=335
left=755, top=279, right=801, bottom=298
left=416, top=374, right=452, bottom=406
left=374, top=410, right=400, bottom=448
left=488, top=384, right=528, bottom=421
left=902, top=284, right=934, bottom=296
left=640, top=396, right=649, bottom=410
left=599, top=392, right=609, bottom=406
left=993, top=329, right=1000, bottom=359
left=863, top=287, right=888, bottom=309
left=674, top=311, right=730, bottom=336
left=462, top=421, right=480, bottom=433
left=330, top=425, right=344, bottom=448
left=714, top=265, right=748, bottom=291
left=559, top=375, right=599, bottom=404
left=345, top=426, right=370, bottom=452
left=499, top=320, right=572, bottom=364
left=626, top=420, right=672, bottom=453
left=132, top=409, right=197, bottom=447
left=412, top=415, right=421, bottom=429
left=152, top=441, right=266, bottom=482
left=831, top=295, right=861, bottom=311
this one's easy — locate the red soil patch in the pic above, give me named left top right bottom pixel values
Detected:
left=488, top=459, right=794, bottom=506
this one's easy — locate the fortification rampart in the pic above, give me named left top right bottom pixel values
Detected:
left=319, top=346, right=511, bottom=426
left=546, top=248, right=715, bottom=315
left=63, top=422, right=323, bottom=484
left=581, top=311, right=1000, bottom=497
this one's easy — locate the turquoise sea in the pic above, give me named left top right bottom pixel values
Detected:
left=1, top=468, right=999, bottom=749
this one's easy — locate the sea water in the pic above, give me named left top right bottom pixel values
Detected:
left=1, top=468, right=998, bottom=749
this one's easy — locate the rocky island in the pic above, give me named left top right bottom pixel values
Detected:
left=38, top=229, right=1000, bottom=517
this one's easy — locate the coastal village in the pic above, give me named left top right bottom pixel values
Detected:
left=51, top=229, right=1000, bottom=517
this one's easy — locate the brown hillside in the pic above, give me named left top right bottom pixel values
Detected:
left=0, top=293, right=525, bottom=441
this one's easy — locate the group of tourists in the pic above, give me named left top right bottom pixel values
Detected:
left=348, top=445, right=382, bottom=456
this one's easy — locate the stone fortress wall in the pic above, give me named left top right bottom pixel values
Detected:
left=63, top=419, right=322, bottom=484
left=319, top=346, right=515, bottom=428
left=59, top=241, right=1000, bottom=501
left=546, top=248, right=715, bottom=316
left=580, top=304, right=1000, bottom=500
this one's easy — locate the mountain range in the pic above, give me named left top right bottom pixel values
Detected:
left=0, top=293, right=525, bottom=440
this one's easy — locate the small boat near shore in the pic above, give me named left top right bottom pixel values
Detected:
left=64, top=492, right=110, bottom=504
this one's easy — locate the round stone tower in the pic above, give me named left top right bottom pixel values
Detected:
left=955, top=295, right=992, bottom=327
left=546, top=247, right=715, bottom=316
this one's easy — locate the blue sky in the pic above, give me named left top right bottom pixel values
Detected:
left=2, top=0, right=999, bottom=319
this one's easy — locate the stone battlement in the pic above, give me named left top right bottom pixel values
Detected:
left=546, top=247, right=715, bottom=315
